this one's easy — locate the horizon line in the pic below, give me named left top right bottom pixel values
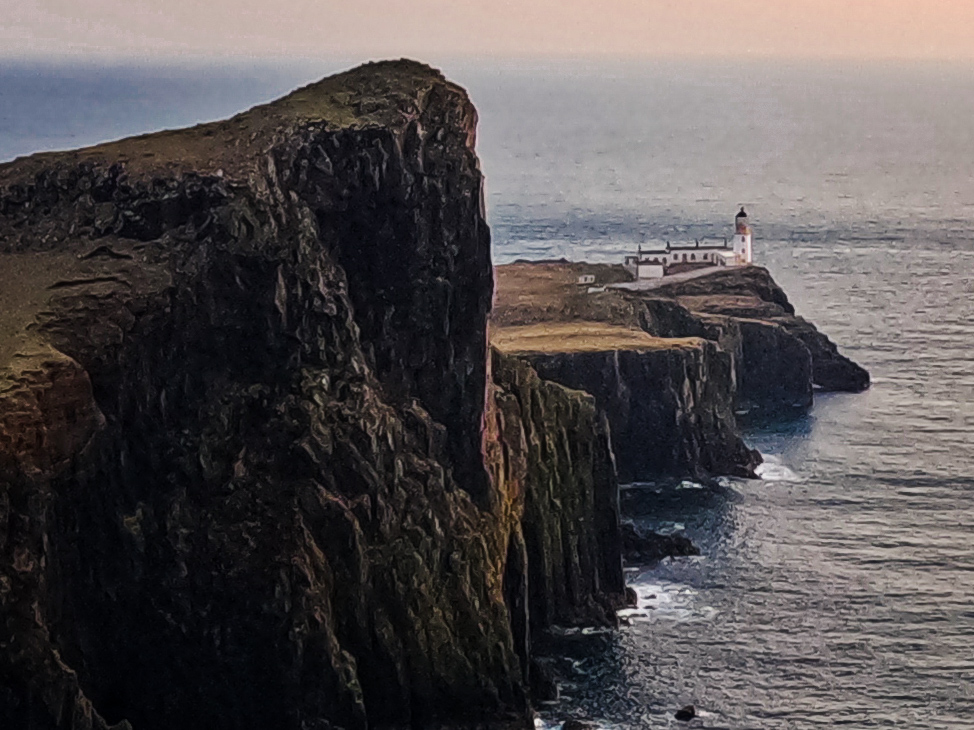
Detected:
left=5, top=49, right=974, bottom=68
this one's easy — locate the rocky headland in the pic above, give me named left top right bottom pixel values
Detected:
left=491, top=261, right=868, bottom=482
left=0, top=60, right=868, bottom=730
left=0, top=60, right=630, bottom=730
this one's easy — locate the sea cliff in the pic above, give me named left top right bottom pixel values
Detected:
left=491, top=323, right=758, bottom=482
left=0, top=60, right=867, bottom=730
left=0, top=61, right=625, bottom=730
left=650, top=266, right=870, bottom=412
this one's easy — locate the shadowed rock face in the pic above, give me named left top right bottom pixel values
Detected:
left=515, top=345, right=760, bottom=483
left=490, top=316, right=760, bottom=482
left=734, top=319, right=814, bottom=414
left=0, top=61, right=623, bottom=730
left=654, top=267, right=871, bottom=401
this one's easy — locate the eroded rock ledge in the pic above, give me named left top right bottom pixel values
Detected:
left=0, top=61, right=624, bottom=730
left=491, top=323, right=759, bottom=482
left=650, top=266, right=870, bottom=411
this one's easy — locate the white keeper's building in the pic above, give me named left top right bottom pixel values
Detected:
left=624, top=208, right=753, bottom=279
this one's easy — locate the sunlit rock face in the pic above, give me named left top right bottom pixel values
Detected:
left=0, top=61, right=627, bottom=730
left=488, top=350, right=625, bottom=641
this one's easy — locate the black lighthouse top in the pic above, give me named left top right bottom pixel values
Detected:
left=735, top=207, right=749, bottom=235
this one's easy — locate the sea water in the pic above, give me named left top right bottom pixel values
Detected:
left=2, top=58, right=974, bottom=729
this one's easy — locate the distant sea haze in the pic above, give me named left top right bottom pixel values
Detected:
left=3, top=58, right=974, bottom=728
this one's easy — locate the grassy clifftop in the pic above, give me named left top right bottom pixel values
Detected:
left=492, top=321, right=703, bottom=355
left=0, top=60, right=470, bottom=186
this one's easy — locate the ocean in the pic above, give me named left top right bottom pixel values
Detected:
left=3, top=57, right=973, bottom=728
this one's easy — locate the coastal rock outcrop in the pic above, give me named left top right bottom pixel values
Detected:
left=488, top=352, right=625, bottom=653
left=735, top=319, right=814, bottom=414
left=493, top=262, right=869, bottom=426
left=655, top=266, right=870, bottom=401
left=0, top=61, right=621, bottom=730
left=492, top=324, right=758, bottom=482
left=621, top=523, right=699, bottom=565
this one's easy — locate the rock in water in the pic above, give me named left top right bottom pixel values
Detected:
left=675, top=704, right=696, bottom=721
left=528, top=658, right=560, bottom=703
left=621, top=523, right=699, bottom=565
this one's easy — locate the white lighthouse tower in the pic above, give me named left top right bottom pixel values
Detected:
left=733, top=207, right=753, bottom=265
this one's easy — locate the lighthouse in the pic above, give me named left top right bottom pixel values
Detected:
left=622, top=207, right=755, bottom=279
left=733, top=207, right=753, bottom=265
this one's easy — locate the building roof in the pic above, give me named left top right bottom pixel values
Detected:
left=668, top=242, right=729, bottom=251
left=636, top=243, right=728, bottom=255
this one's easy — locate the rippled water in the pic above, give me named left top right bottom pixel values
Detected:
left=592, top=237, right=974, bottom=728
left=3, top=58, right=974, bottom=729
left=475, top=63, right=974, bottom=729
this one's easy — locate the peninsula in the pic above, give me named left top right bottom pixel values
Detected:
left=492, top=259, right=869, bottom=482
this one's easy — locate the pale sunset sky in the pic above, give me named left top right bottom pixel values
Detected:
left=3, top=0, right=974, bottom=61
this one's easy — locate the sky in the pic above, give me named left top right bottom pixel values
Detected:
left=3, top=0, right=974, bottom=62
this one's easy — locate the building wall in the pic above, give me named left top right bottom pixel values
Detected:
left=637, top=263, right=665, bottom=279
left=734, top=234, right=753, bottom=264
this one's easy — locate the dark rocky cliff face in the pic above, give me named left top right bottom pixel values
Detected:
left=518, top=344, right=759, bottom=483
left=653, top=266, right=870, bottom=406
left=488, top=351, right=624, bottom=640
left=619, top=268, right=867, bottom=418
left=634, top=298, right=815, bottom=416
left=0, top=61, right=622, bottom=730
left=734, top=319, right=814, bottom=414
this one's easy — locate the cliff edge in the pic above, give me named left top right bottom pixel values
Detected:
left=0, top=61, right=623, bottom=730
left=492, top=323, right=758, bottom=482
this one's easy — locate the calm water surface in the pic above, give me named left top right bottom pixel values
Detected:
left=2, top=58, right=973, bottom=729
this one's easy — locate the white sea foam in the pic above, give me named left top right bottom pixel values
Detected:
left=755, top=455, right=800, bottom=482
left=619, top=580, right=717, bottom=624
left=653, top=522, right=686, bottom=535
